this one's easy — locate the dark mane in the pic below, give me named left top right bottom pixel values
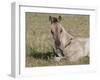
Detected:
left=52, top=17, right=58, bottom=23
left=49, top=16, right=61, bottom=24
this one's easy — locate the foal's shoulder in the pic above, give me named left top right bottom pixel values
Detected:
left=73, top=37, right=89, bottom=46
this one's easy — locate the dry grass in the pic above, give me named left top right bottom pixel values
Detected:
left=25, top=12, right=89, bottom=67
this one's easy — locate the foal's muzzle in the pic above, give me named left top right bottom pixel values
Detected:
left=55, top=40, right=61, bottom=49
left=53, top=48, right=64, bottom=57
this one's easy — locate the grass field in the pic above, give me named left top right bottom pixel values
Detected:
left=25, top=12, right=89, bottom=67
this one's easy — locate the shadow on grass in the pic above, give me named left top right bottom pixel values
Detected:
left=28, top=48, right=54, bottom=60
left=31, top=52, right=54, bottom=60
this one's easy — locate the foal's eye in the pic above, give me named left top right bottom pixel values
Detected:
left=51, top=30, right=54, bottom=34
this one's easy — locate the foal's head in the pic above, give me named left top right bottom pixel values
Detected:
left=49, top=16, right=63, bottom=49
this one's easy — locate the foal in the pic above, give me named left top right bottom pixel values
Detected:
left=49, top=16, right=89, bottom=62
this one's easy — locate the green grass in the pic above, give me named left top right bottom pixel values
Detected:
left=25, top=12, right=89, bottom=67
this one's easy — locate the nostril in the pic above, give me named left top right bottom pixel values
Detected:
left=55, top=54, right=59, bottom=57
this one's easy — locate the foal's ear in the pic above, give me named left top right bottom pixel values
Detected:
left=49, top=16, right=52, bottom=21
left=58, top=16, right=62, bottom=21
